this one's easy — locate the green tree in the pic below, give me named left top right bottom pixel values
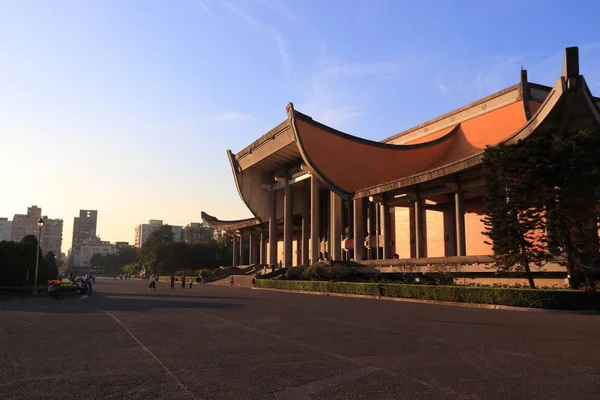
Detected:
left=542, top=128, right=600, bottom=289
left=482, top=142, right=548, bottom=288
left=44, top=252, right=59, bottom=280
left=90, top=253, right=103, bottom=268
left=156, top=241, right=188, bottom=275
left=483, top=128, right=600, bottom=290
left=21, top=235, right=47, bottom=285
left=139, top=225, right=175, bottom=273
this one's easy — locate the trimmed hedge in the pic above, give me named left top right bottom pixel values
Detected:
left=255, top=280, right=600, bottom=310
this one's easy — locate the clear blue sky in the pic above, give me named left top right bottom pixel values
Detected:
left=1, top=0, right=599, bottom=253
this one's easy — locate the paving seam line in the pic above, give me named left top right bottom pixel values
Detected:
left=254, top=288, right=598, bottom=315
left=104, top=310, right=197, bottom=400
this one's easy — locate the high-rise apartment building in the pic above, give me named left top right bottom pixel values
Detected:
left=0, top=218, right=12, bottom=242
left=72, top=210, right=98, bottom=248
left=40, top=217, right=63, bottom=257
left=134, top=220, right=183, bottom=248
left=11, top=206, right=42, bottom=242
left=9, top=206, right=63, bottom=255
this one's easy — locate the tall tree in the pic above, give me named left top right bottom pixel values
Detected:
left=44, top=252, right=59, bottom=280
left=483, top=128, right=600, bottom=290
left=21, top=235, right=47, bottom=285
left=482, top=142, right=547, bottom=288
left=139, top=225, right=175, bottom=273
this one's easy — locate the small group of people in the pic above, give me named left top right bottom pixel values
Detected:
left=114, top=273, right=133, bottom=281
left=76, top=275, right=94, bottom=298
left=170, top=275, right=194, bottom=289
left=48, top=274, right=94, bottom=299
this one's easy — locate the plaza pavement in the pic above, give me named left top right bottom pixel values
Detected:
left=1, top=279, right=599, bottom=399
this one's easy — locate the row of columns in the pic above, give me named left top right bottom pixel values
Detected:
left=232, top=175, right=467, bottom=267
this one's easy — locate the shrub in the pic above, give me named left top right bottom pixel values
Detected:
left=255, top=280, right=600, bottom=310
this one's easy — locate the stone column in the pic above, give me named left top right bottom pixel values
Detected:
left=381, top=201, right=391, bottom=259
left=414, top=198, right=425, bottom=258
left=284, top=182, right=293, bottom=268
left=232, top=234, right=238, bottom=266
left=259, top=230, right=266, bottom=264
left=375, top=201, right=380, bottom=259
left=302, top=181, right=310, bottom=265
left=269, top=189, right=277, bottom=266
left=248, top=234, right=255, bottom=264
left=455, top=188, right=466, bottom=256
left=239, top=233, right=244, bottom=265
left=353, top=198, right=365, bottom=261
left=330, top=192, right=343, bottom=261
left=310, top=176, right=320, bottom=264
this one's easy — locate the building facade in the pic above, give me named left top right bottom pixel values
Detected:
left=201, top=47, right=597, bottom=285
left=183, top=222, right=216, bottom=244
left=10, top=206, right=63, bottom=255
left=40, top=216, right=63, bottom=257
left=0, top=218, right=12, bottom=242
left=72, top=236, right=115, bottom=268
left=11, top=206, right=42, bottom=242
left=135, top=220, right=183, bottom=248
left=72, top=210, right=98, bottom=248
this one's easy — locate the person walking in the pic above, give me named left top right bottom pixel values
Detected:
left=170, top=275, right=175, bottom=289
left=181, top=274, right=186, bottom=289
left=230, top=275, right=234, bottom=287
left=148, top=274, right=156, bottom=291
left=188, top=277, right=193, bottom=289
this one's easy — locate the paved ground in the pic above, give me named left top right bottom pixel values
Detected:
left=1, top=280, right=600, bottom=400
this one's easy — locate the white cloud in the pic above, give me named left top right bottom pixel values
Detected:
left=215, top=112, right=255, bottom=122
left=218, top=0, right=293, bottom=75
left=194, top=0, right=222, bottom=21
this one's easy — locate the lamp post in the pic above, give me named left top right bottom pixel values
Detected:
left=33, top=217, right=44, bottom=294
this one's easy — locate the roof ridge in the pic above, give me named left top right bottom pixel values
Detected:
left=381, top=83, right=521, bottom=143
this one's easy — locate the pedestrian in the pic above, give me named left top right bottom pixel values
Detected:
left=181, top=274, right=186, bottom=289
left=170, top=275, right=175, bottom=289
left=148, top=274, right=156, bottom=291
left=230, top=275, right=234, bottom=287
left=252, top=277, right=256, bottom=288
left=189, top=277, right=193, bottom=289
left=87, top=275, right=93, bottom=293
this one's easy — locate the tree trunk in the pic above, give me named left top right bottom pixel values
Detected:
left=520, top=252, right=536, bottom=289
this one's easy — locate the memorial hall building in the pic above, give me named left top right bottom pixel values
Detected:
left=202, top=47, right=599, bottom=279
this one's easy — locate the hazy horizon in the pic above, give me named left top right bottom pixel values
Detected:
left=2, top=0, right=600, bottom=254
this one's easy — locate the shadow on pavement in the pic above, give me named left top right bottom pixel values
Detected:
left=0, top=290, right=243, bottom=314
left=105, top=292, right=264, bottom=301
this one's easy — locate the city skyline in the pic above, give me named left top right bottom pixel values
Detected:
left=0, top=205, right=203, bottom=254
left=2, top=1, right=600, bottom=255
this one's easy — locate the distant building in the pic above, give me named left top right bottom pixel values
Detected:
left=72, top=210, right=98, bottom=249
left=0, top=218, right=12, bottom=242
left=11, top=206, right=42, bottom=242
left=40, top=216, right=63, bottom=257
left=171, top=225, right=183, bottom=242
left=135, top=220, right=183, bottom=248
left=10, top=206, right=63, bottom=255
left=184, top=222, right=216, bottom=244
left=72, top=236, right=115, bottom=268
left=115, top=241, right=136, bottom=255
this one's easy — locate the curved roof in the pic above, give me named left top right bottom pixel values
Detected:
left=355, top=47, right=600, bottom=198
left=211, top=46, right=599, bottom=220
left=288, top=106, right=460, bottom=197
left=201, top=211, right=261, bottom=232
